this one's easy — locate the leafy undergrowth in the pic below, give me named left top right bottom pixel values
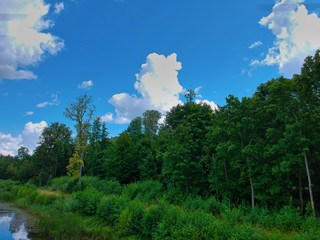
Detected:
left=0, top=178, right=319, bottom=240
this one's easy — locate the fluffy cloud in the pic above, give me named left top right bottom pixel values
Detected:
left=0, top=0, right=64, bottom=80
left=0, top=121, right=47, bottom=156
left=100, top=112, right=113, bottom=123
left=195, top=99, right=219, bottom=111
left=37, top=94, right=60, bottom=108
left=249, top=41, right=263, bottom=49
left=78, top=80, right=94, bottom=89
left=108, top=53, right=184, bottom=123
left=251, top=0, right=320, bottom=77
left=0, top=133, right=22, bottom=156
left=54, top=2, right=65, bottom=14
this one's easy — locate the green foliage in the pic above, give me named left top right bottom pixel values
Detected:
left=32, top=122, right=73, bottom=185
left=117, top=200, right=145, bottom=236
left=51, top=176, right=79, bottom=193
left=272, top=206, right=303, bottom=232
left=142, top=203, right=166, bottom=238
left=123, top=180, right=163, bottom=202
left=37, top=211, right=84, bottom=240
left=154, top=206, right=221, bottom=240
left=182, top=195, right=221, bottom=215
left=0, top=179, right=19, bottom=201
left=96, top=194, right=129, bottom=226
left=67, top=151, right=84, bottom=179
left=16, top=184, right=39, bottom=204
left=72, top=188, right=103, bottom=215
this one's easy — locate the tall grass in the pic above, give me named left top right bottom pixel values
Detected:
left=0, top=178, right=319, bottom=239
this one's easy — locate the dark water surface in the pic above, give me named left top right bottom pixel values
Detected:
left=0, top=204, right=33, bottom=240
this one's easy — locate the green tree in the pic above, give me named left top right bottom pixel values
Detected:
left=32, top=122, right=73, bottom=185
left=64, top=94, right=95, bottom=183
left=160, top=99, right=214, bottom=194
left=142, top=110, right=161, bottom=136
left=86, top=117, right=109, bottom=177
left=108, top=132, right=139, bottom=184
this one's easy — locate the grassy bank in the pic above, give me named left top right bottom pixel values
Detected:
left=0, top=178, right=319, bottom=239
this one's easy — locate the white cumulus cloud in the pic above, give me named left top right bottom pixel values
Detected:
left=0, top=133, right=22, bottom=156
left=0, top=121, right=47, bottom=156
left=0, top=0, right=64, bottom=80
left=54, top=2, right=65, bottom=14
left=100, top=112, right=113, bottom=123
left=195, top=99, right=219, bottom=111
left=108, top=53, right=184, bottom=124
left=78, top=80, right=94, bottom=89
left=251, top=0, right=320, bottom=77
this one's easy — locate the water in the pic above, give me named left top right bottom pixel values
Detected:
left=0, top=205, right=30, bottom=240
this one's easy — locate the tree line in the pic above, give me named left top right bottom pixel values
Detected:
left=1, top=50, right=320, bottom=216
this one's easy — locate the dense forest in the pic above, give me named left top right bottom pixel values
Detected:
left=1, top=51, right=320, bottom=239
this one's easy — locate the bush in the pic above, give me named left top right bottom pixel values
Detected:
left=232, top=223, right=262, bottom=240
left=117, top=200, right=145, bottom=236
left=153, top=205, right=183, bottom=239
left=17, top=185, right=38, bottom=204
left=72, top=188, right=103, bottom=215
left=82, top=176, right=122, bottom=194
left=154, top=206, right=223, bottom=240
left=51, top=176, right=79, bottom=193
left=0, top=180, right=19, bottom=202
left=97, top=179, right=122, bottom=195
left=123, top=180, right=163, bottom=202
left=272, top=206, right=302, bottom=232
left=161, top=186, right=185, bottom=204
left=97, top=195, right=129, bottom=226
left=35, top=193, right=58, bottom=205
left=142, top=203, right=166, bottom=238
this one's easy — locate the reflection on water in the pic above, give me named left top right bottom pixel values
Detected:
left=0, top=206, right=30, bottom=240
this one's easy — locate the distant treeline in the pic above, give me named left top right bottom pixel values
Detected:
left=1, top=50, right=320, bottom=216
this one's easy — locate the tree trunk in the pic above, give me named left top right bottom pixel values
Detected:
left=223, top=159, right=228, bottom=181
left=298, top=168, right=304, bottom=214
left=303, top=151, right=315, bottom=217
left=78, top=151, right=84, bottom=187
left=249, top=175, right=255, bottom=210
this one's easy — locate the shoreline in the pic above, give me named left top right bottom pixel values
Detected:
left=0, top=202, right=39, bottom=238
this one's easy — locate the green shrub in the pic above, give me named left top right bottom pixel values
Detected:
left=142, top=203, right=166, bottom=238
left=232, top=223, right=262, bottom=240
left=123, top=180, right=163, bottom=202
left=72, top=188, right=103, bottom=215
left=221, top=206, right=243, bottom=225
left=272, top=206, right=302, bottom=231
left=17, top=185, right=38, bottom=203
left=153, top=205, right=183, bottom=239
left=300, top=216, right=320, bottom=236
left=97, top=179, right=122, bottom=195
left=161, top=186, right=185, bottom=204
left=170, top=211, right=218, bottom=240
left=117, top=200, right=145, bottom=236
left=97, top=195, right=129, bottom=226
left=51, top=176, right=79, bottom=193
left=206, top=197, right=222, bottom=215
left=0, top=180, right=19, bottom=202
left=34, top=193, right=58, bottom=205
left=155, top=206, right=222, bottom=240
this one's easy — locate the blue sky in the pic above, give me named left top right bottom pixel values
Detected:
left=1, top=0, right=320, bottom=155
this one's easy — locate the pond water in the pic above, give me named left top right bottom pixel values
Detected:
left=0, top=204, right=31, bottom=240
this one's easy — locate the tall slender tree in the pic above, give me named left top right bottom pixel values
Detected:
left=64, top=94, right=95, bottom=184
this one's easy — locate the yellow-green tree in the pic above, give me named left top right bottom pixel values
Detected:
left=64, top=94, right=94, bottom=184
